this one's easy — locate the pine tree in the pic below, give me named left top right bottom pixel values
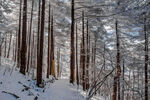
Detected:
left=82, top=11, right=86, bottom=91
left=50, top=14, right=56, bottom=77
left=7, top=33, right=12, bottom=58
left=20, top=0, right=27, bottom=75
left=144, top=16, right=148, bottom=100
left=47, top=3, right=51, bottom=78
left=37, top=0, right=45, bottom=86
left=112, top=20, right=121, bottom=100
left=76, top=22, right=79, bottom=85
left=27, top=0, right=34, bottom=72
left=17, top=0, right=22, bottom=68
left=57, top=48, right=60, bottom=78
left=86, top=19, right=90, bottom=90
left=70, top=0, right=75, bottom=83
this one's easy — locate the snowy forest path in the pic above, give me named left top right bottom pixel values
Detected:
left=39, top=79, right=85, bottom=100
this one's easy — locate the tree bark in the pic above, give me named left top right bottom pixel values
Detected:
left=4, top=34, right=7, bottom=57
left=7, top=33, right=12, bottom=58
left=20, top=0, right=27, bottom=75
left=47, top=3, right=51, bottom=78
left=17, top=0, right=22, bottom=67
left=27, top=0, right=34, bottom=72
left=144, top=17, right=148, bottom=100
left=76, top=22, right=79, bottom=85
left=50, top=14, right=56, bottom=77
left=70, top=0, right=75, bottom=83
left=37, top=0, right=41, bottom=75
left=82, top=11, right=86, bottom=91
left=86, top=19, right=89, bottom=90
left=37, top=0, right=45, bottom=86
left=112, top=20, right=121, bottom=100
left=57, top=48, right=60, bottom=78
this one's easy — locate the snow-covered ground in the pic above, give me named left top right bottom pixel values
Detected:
left=0, top=58, right=104, bottom=100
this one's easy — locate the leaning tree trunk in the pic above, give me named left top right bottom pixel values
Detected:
left=20, top=0, right=27, bottom=75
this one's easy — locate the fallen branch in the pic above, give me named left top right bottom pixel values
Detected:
left=2, top=91, right=20, bottom=99
left=87, top=68, right=115, bottom=100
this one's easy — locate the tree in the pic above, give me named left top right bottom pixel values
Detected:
left=17, top=0, right=22, bottom=68
left=112, top=20, right=121, bottom=100
left=20, top=0, right=27, bottom=75
left=50, top=14, right=56, bottom=77
left=70, top=0, right=75, bottom=83
left=37, top=0, right=45, bottom=86
left=7, top=33, right=12, bottom=58
left=86, top=19, right=90, bottom=90
left=76, top=22, right=79, bottom=85
left=82, top=11, right=86, bottom=91
left=144, top=16, right=148, bottom=100
left=27, top=0, right=34, bottom=72
left=57, top=48, right=60, bottom=78
left=47, top=3, right=51, bottom=78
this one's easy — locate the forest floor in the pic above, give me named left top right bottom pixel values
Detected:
left=0, top=58, right=103, bottom=100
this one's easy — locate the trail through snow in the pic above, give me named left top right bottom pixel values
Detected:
left=39, top=79, right=85, bottom=100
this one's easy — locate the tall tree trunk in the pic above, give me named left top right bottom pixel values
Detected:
left=86, top=19, right=89, bottom=90
left=57, top=48, right=60, bottom=78
left=47, top=3, right=51, bottom=78
left=144, top=17, right=148, bottom=100
left=13, top=37, right=15, bottom=60
left=112, top=76, right=118, bottom=100
left=122, top=59, right=125, bottom=100
left=76, top=22, right=79, bottom=85
left=80, top=42, right=83, bottom=85
left=27, top=0, right=34, bottom=72
left=7, top=33, right=12, bottom=58
left=94, top=40, right=96, bottom=95
left=30, top=31, right=34, bottom=70
left=82, top=11, right=86, bottom=91
left=15, top=31, right=17, bottom=62
left=20, top=0, right=27, bottom=75
left=112, top=20, right=121, bottom=100
left=37, top=0, right=45, bottom=86
left=37, top=0, right=41, bottom=74
left=117, top=77, right=120, bottom=100
left=17, top=0, right=22, bottom=67
left=4, top=35, right=7, bottom=57
left=50, top=14, right=56, bottom=77
left=70, top=0, right=75, bottom=83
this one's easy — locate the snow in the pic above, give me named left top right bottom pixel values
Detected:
left=0, top=58, right=86, bottom=100
left=0, top=58, right=104, bottom=100
left=38, top=79, right=85, bottom=100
